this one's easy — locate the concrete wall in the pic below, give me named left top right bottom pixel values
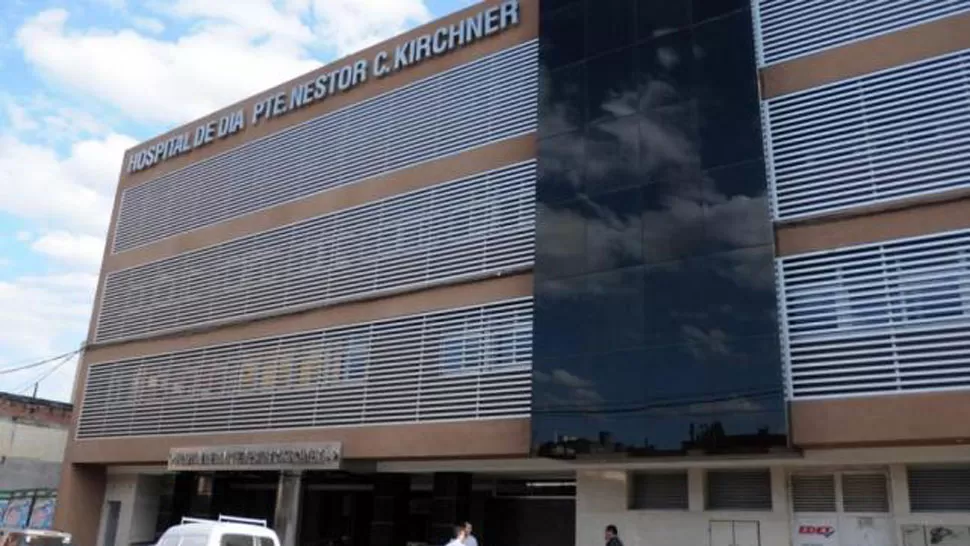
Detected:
left=0, top=458, right=61, bottom=490
left=887, top=464, right=970, bottom=545
left=577, top=461, right=970, bottom=546
left=96, top=473, right=162, bottom=546
left=0, top=418, right=68, bottom=462
left=0, top=418, right=67, bottom=491
left=576, top=468, right=791, bottom=546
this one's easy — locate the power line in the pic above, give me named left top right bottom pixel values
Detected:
left=533, top=388, right=784, bottom=416
left=12, top=352, right=77, bottom=396
left=0, top=348, right=82, bottom=376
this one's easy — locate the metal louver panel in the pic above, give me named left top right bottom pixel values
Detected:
left=908, top=466, right=970, bottom=512
left=96, top=162, right=536, bottom=343
left=629, top=472, right=689, bottom=510
left=113, top=41, right=539, bottom=253
left=765, top=51, right=970, bottom=220
left=755, top=1, right=970, bottom=66
left=77, top=298, right=533, bottom=439
left=791, top=474, right=836, bottom=513
left=706, top=470, right=773, bottom=511
left=842, top=473, right=889, bottom=513
left=779, top=228, right=970, bottom=399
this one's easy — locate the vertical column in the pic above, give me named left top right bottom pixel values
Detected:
left=274, top=471, right=304, bottom=546
left=371, top=474, right=410, bottom=546
left=889, top=464, right=910, bottom=515
left=688, top=468, right=705, bottom=512
left=129, top=476, right=164, bottom=544
left=771, top=467, right=789, bottom=516
left=53, top=464, right=107, bottom=546
left=431, top=473, right=471, bottom=544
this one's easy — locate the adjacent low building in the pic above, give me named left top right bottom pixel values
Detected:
left=0, top=392, right=71, bottom=530
left=56, top=1, right=970, bottom=546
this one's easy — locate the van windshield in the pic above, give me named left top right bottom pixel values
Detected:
left=157, top=535, right=208, bottom=546
left=3, top=537, right=70, bottom=546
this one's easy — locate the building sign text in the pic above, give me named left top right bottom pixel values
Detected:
left=127, top=0, right=521, bottom=174
left=168, top=442, right=342, bottom=471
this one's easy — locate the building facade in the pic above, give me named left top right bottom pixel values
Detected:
left=58, top=1, right=970, bottom=546
left=0, top=393, right=71, bottom=529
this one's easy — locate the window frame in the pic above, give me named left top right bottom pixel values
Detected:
left=628, top=470, right=690, bottom=511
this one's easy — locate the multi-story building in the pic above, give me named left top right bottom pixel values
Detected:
left=57, top=1, right=970, bottom=546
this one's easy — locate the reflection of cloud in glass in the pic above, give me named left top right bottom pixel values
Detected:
left=551, top=369, right=594, bottom=389
left=534, top=368, right=607, bottom=420
left=681, top=325, right=730, bottom=358
left=539, top=103, right=770, bottom=291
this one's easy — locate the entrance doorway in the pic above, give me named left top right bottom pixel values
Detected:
left=154, top=472, right=574, bottom=546
left=486, top=498, right=574, bottom=546
left=300, top=486, right=373, bottom=546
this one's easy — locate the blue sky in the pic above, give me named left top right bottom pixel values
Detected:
left=0, top=0, right=473, bottom=401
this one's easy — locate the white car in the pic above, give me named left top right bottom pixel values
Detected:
left=155, top=516, right=280, bottom=546
left=0, top=528, right=72, bottom=546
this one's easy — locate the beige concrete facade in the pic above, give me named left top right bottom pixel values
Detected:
left=762, top=10, right=970, bottom=449
left=58, top=2, right=539, bottom=544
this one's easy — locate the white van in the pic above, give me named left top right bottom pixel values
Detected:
left=155, top=516, right=281, bottom=546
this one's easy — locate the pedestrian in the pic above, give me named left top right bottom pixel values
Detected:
left=463, top=522, right=479, bottom=546
left=605, top=525, right=623, bottom=546
left=445, top=524, right=467, bottom=546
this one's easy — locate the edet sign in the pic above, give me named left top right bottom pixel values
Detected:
left=126, top=0, right=522, bottom=175
left=799, top=526, right=836, bottom=538
left=793, top=519, right=838, bottom=546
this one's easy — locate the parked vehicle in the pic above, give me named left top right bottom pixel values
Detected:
left=0, top=528, right=72, bottom=546
left=155, top=516, right=280, bottom=546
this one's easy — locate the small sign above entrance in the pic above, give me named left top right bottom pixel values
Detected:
left=168, top=442, right=342, bottom=472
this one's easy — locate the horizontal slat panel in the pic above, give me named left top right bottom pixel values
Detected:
left=706, top=470, right=773, bottom=511
left=842, top=473, right=889, bottom=513
left=77, top=298, right=533, bottom=439
left=755, top=0, right=970, bottom=66
left=791, top=474, right=836, bottom=513
left=765, top=51, right=970, bottom=220
left=113, top=41, right=539, bottom=252
left=96, top=162, right=536, bottom=343
left=779, top=228, right=970, bottom=399
left=630, top=472, right=689, bottom=511
left=908, top=465, right=970, bottom=512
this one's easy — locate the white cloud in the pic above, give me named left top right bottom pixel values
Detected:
left=131, top=16, right=165, bottom=34
left=31, top=231, right=105, bottom=270
left=4, top=100, right=39, bottom=133
left=308, top=0, right=432, bottom=55
left=166, top=0, right=314, bottom=46
left=3, top=94, right=109, bottom=143
left=91, top=0, right=126, bottom=9
left=17, top=9, right=319, bottom=125
left=0, top=273, right=96, bottom=401
left=0, top=131, right=133, bottom=235
left=16, top=0, right=434, bottom=126
left=0, top=99, right=117, bottom=402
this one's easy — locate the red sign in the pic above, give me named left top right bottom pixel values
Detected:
left=799, top=526, right=836, bottom=538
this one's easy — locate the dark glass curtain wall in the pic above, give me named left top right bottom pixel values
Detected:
left=532, top=0, right=788, bottom=458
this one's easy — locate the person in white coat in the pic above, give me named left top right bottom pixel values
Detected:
left=463, top=522, right=479, bottom=546
left=446, top=525, right=467, bottom=546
